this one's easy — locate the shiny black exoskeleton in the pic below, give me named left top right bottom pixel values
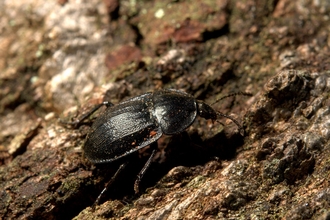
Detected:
left=64, top=89, right=249, bottom=205
left=84, top=89, right=219, bottom=164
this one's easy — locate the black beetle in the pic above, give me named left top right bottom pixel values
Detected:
left=64, top=89, right=250, bottom=205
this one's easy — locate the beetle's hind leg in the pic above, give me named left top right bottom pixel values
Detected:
left=134, top=143, right=158, bottom=194
left=92, top=143, right=157, bottom=208
left=59, top=101, right=114, bottom=128
left=92, top=161, right=128, bottom=209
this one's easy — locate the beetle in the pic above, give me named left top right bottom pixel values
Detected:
left=64, top=89, right=251, bottom=205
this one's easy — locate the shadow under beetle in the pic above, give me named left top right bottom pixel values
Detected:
left=64, top=89, right=251, bottom=206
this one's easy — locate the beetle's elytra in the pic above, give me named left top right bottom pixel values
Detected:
left=63, top=89, right=250, bottom=204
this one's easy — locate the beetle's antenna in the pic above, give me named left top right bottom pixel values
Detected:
left=211, top=92, right=252, bottom=135
left=211, top=92, right=252, bottom=106
left=216, top=112, right=245, bottom=136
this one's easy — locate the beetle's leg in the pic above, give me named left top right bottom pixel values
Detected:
left=216, top=112, right=245, bottom=136
left=134, top=144, right=157, bottom=194
left=92, top=161, right=128, bottom=210
left=60, top=101, right=114, bottom=127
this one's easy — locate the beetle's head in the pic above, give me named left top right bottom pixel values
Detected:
left=197, top=100, right=245, bottom=135
left=197, top=101, right=217, bottom=121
